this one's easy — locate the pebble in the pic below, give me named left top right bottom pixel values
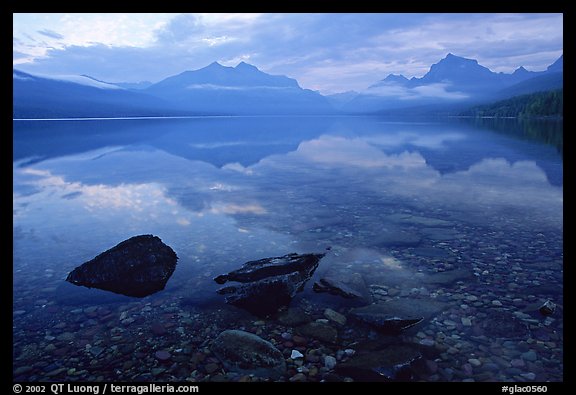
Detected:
left=521, top=351, right=538, bottom=362
left=461, top=317, right=472, bottom=326
left=14, top=366, right=33, bottom=376
left=289, top=373, right=307, bottom=382
left=46, top=368, right=67, bottom=377
left=520, top=372, right=536, bottom=380
left=57, top=332, right=74, bottom=342
left=419, top=339, right=435, bottom=347
left=155, top=350, right=171, bottom=361
left=151, top=368, right=165, bottom=376
left=468, top=358, right=481, bottom=367
left=309, top=366, right=319, bottom=376
left=291, top=350, right=304, bottom=359
left=510, top=359, right=525, bottom=368
left=492, top=300, right=503, bottom=306
left=323, top=308, right=347, bottom=325
left=89, top=346, right=104, bottom=357
left=324, top=356, right=337, bottom=370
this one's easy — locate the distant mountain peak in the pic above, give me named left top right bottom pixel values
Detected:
left=439, top=53, right=478, bottom=65
left=204, top=61, right=227, bottom=70
left=235, top=61, right=258, bottom=71
left=547, top=55, right=563, bottom=73
left=422, top=53, right=493, bottom=86
left=383, top=74, right=409, bottom=83
left=513, top=66, right=529, bottom=75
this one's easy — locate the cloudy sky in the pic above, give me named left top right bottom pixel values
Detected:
left=13, top=13, right=563, bottom=94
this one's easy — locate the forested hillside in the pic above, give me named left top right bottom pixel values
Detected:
left=461, top=89, right=563, bottom=118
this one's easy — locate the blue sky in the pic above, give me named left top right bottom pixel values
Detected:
left=13, top=13, right=563, bottom=94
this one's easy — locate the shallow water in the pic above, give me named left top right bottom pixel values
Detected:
left=13, top=116, right=563, bottom=382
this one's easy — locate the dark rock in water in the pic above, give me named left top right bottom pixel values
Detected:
left=66, top=235, right=178, bottom=297
left=350, top=298, right=446, bottom=334
left=210, top=330, right=286, bottom=379
left=214, top=253, right=324, bottom=316
left=296, top=322, right=338, bottom=344
left=313, top=272, right=373, bottom=305
left=277, top=307, right=311, bottom=327
left=313, top=278, right=359, bottom=298
left=215, top=253, right=324, bottom=284
left=336, top=345, right=422, bottom=381
left=480, top=310, right=530, bottom=339
left=539, top=300, right=556, bottom=316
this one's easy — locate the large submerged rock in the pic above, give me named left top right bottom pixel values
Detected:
left=313, top=272, right=373, bottom=305
left=66, top=235, right=178, bottom=297
left=214, top=252, right=324, bottom=316
left=336, top=345, right=422, bottom=381
left=210, top=330, right=286, bottom=379
left=350, top=298, right=447, bottom=334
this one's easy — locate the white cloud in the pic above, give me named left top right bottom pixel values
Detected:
left=365, top=81, right=468, bottom=101
left=411, top=83, right=469, bottom=100
left=293, top=135, right=427, bottom=169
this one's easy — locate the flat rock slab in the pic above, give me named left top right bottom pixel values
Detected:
left=215, top=253, right=324, bottom=317
left=313, top=272, right=373, bottom=305
left=210, top=330, right=286, bottom=379
left=66, top=235, right=178, bottom=297
left=350, top=298, right=447, bottom=334
left=336, top=345, right=422, bottom=381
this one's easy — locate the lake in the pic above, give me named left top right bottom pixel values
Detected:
left=13, top=116, right=563, bottom=382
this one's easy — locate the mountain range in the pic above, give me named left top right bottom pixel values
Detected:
left=338, top=53, right=563, bottom=114
left=13, top=54, right=563, bottom=118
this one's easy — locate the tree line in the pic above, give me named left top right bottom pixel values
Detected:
left=460, top=89, right=563, bottom=118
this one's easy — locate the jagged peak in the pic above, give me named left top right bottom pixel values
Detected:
left=440, top=53, right=478, bottom=64
left=384, top=73, right=408, bottom=80
left=235, top=61, right=259, bottom=71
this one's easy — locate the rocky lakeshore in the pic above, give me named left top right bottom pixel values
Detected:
left=13, top=227, right=563, bottom=382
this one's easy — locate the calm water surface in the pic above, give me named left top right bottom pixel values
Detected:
left=13, top=116, right=563, bottom=382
